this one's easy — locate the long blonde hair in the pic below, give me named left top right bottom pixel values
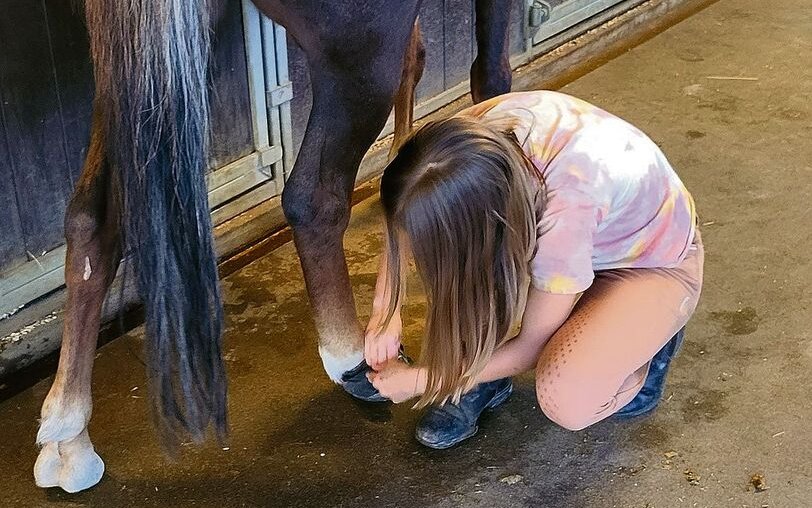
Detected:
left=380, top=115, right=544, bottom=407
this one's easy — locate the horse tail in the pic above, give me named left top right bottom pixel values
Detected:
left=84, top=0, right=226, bottom=445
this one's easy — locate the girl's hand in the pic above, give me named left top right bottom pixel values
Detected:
left=364, top=311, right=403, bottom=370
left=367, top=362, right=426, bottom=403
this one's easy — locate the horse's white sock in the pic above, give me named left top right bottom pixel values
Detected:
left=318, top=347, right=364, bottom=383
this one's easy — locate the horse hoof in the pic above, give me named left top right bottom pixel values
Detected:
left=58, top=445, right=105, bottom=493
left=34, top=442, right=61, bottom=488
left=34, top=432, right=105, bottom=493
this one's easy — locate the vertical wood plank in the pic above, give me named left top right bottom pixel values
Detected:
left=443, top=0, right=474, bottom=90
left=510, top=0, right=527, bottom=57
left=0, top=0, right=73, bottom=259
left=415, top=0, right=446, bottom=102
left=260, top=14, right=284, bottom=184
left=43, top=0, right=94, bottom=184
left=0, top=106, right=27, bottom=273
left=273, top=23, right=295, bottom=177
left=209, top=0, right=254, bottom=169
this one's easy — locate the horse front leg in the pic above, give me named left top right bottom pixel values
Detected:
left=282, top=73, right=402, bottom=386
left=471, top=0, right=513, bottom=103
left=35, top=108, right=121, bottom=493
left=279, top=11, right=419, bottom=390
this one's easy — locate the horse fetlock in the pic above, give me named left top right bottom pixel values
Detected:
left=470, top=56, right=511, bottom=103
left=34, top=430, right=105, bottom=493
left=38, top=391, right=92, bottom=444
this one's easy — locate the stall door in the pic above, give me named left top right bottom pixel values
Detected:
left=208, top=1, right=293, bottom=227
left=0, top=0, right=293, bottom=317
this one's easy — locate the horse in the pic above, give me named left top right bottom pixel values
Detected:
left=32, top=0, right=512, bottom=493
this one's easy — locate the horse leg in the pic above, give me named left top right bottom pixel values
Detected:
left=471, top=0, right=513, bottom=103
left=35, top=107, right=121, bottom=493
left=276, top=5, right=420, bottom=385
left=390, top=19, right=426, bottom=159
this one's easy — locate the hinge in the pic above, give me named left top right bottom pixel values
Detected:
left=267, top=81, right=293, bottom=108
left=529, top=0, right=551, bottom=28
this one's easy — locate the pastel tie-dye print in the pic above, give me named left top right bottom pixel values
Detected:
left=460, top=91, right=697, bottom=294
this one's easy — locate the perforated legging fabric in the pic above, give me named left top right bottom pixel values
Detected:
left=535, top=231, right=704, bottom=431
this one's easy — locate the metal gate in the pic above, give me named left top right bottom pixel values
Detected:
left=209, top=1, right=294, bottom=227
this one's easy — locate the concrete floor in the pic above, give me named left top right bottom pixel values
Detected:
left=2, top=0, right=811, bottom=506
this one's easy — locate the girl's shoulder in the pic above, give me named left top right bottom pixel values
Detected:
left=457, top=91, right=603, bottom=120
left=460, top=91, right=619, bottom=149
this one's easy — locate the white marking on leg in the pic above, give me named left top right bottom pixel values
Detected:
left=83, top=256, right=92, bottom=281
left=318, top=346, right=364, bottom=383
left=38, top=389, right=91, bottom=445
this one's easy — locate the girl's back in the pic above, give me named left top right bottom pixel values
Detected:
left=460, top=91, right=697, bottom=294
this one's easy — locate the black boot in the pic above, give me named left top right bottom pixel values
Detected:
left=415, top=378, right=513, bottom=449
left=340, top=361, right=389, bottom=402
left=615, top=328, right=686, bottom=418
left=340, top=347, right=413, bottom=403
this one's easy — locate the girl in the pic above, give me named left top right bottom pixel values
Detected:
left=364, top=91, right=703, bottom=449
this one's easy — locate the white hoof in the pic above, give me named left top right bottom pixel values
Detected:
left=34, top=430, right=104, bottom=493
left=33, top=442, right=61, bottom=488
left=58, top=443, right=105, bottom=493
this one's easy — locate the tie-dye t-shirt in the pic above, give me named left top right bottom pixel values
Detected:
left=460, top=91, right=697, bottom=294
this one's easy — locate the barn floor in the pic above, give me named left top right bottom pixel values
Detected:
left=2, top=0, right=811, bottom=506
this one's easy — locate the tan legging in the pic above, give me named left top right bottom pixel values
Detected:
left=535, top=230, right=704, bottom=431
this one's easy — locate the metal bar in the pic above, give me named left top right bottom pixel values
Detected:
left=241, top=0, right=270, bottom=150
left=260, top=15, right=285, bottom=193
left=273, top=23, right=295, bottom=179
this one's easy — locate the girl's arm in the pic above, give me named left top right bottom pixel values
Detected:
left=474, top=288, right=577, bottom=383
left=365, top=246, right=404, bottom=369
left=370, top=288, right=578, bottom=402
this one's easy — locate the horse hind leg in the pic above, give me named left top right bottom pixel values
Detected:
left=35, top=107, right=121, bottom=493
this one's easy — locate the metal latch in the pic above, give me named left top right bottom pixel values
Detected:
left=267, top=81, right=293, bottom=108
left=529, top=0, right=551, bottom=28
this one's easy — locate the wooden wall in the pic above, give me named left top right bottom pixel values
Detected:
left=0, top=0, right=255, bottom=277
left=0, top=1, right=93, bottom=275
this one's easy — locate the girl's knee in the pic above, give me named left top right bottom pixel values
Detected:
left=535, top=390, right=592, bottom=431
left=535, top=372, right=595, bottom=432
